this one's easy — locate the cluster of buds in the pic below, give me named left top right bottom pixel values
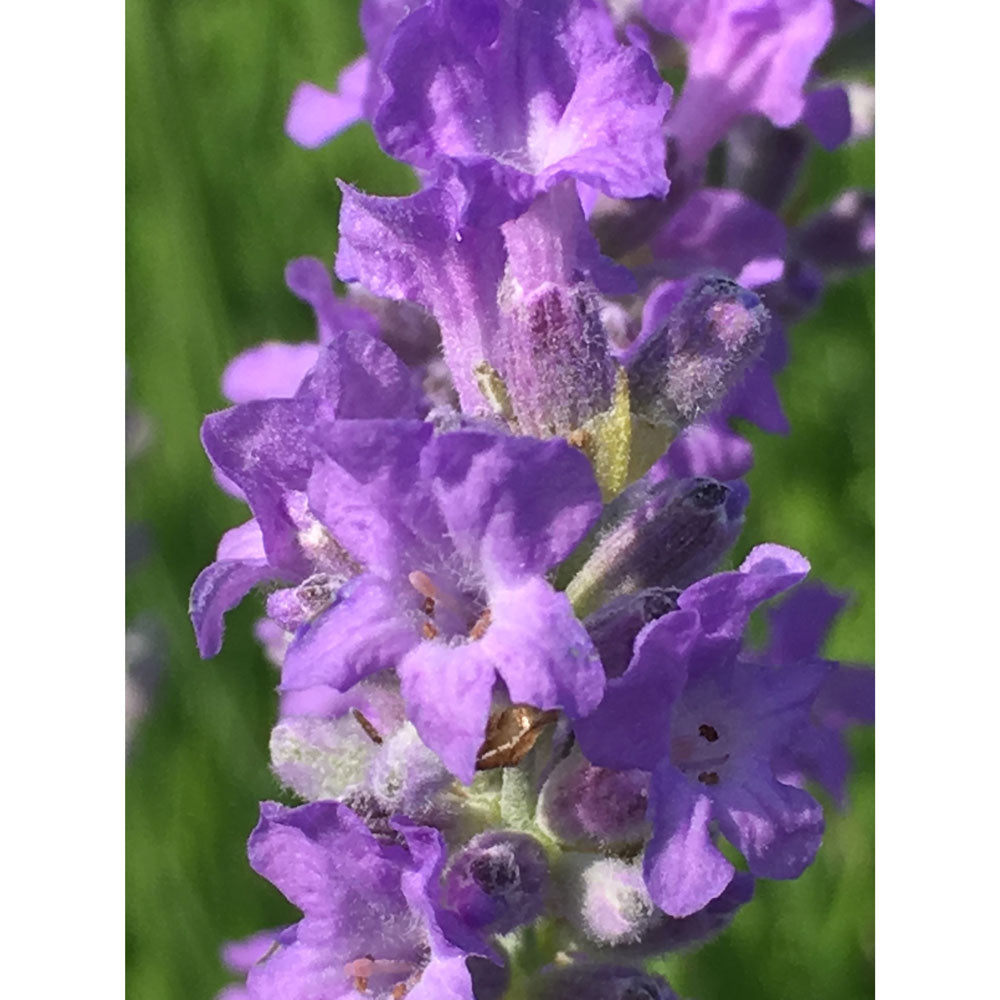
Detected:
left=193, top=1, right=874, bottom=997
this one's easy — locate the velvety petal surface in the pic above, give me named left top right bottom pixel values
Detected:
left=679, top=543, right=810, bottom=640
left=191, top=558, right=277, bottom=658
left=644, top=762, right=735, bottom=917
left=424, top=431, right=602, bottom=582
left=397, top=640, right=498, bottom=783
left=375, top=0, right=670, bottom=215
left=712, top=767, right=824, bottom=879
left=222, top=343, right=322, bottom=404
left=575, top=609, right=701, bottom=771
left=481, top=577, right=605, bottom=719
left=280, top=575, right=418, bottom=693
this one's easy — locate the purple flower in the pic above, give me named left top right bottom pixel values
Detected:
left=284, top=0, right=420, bottom=147
left=759, top=582, right=875, bottom=804
left=245, top=801, right=484, bottom=999
left=374, top=0, right=671, bottom=222
left=280, top=422, right=605, bottom=781
left=576, top=544, right=828, bottom=916
left=189, top=331, right=422, bottom=659
left=336, top=174, right=629, bottom=430
left=648, top=0, right=835, bottom=165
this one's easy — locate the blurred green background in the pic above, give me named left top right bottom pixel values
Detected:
left=125, top=2, right=873, bottom=998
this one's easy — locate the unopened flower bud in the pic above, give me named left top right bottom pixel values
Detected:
left=368, top=722, right=456, bottom=823
left=538, top=752, right=649, bottom=849
left=269, top=714, right=379, bottom=802
left=440, top=832, right=549, bottom=934
left=573, top=857, right=659, bottom=947
left=495, top=281, right=617, bottom=438
left=527, top=963, right=678, bottom=1000
left=586, top=587, right=682, bottom=678
left=628, top=275, right=770, bottom=430
left=566, top=475, right=747, bottom=617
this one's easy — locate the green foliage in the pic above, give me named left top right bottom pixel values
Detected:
left=125, top=2, right=873, bottom=997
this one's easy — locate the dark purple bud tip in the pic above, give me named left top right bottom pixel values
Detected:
left=682, top=478, right=730, bottom=511
left=567, top=475, right=747, bottom=616
left=528, top=963, right=678, bottom=1000
left=441, top=832, right=549, bottom=934
left=627, top=274, right=770, bottom=429
left=586, top=588, right=681, bottom=678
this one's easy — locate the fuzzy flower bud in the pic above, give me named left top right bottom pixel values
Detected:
left=538, top=751, right=650, bottom=850
left=627, top=275, right=770, bottom=430
left=368, top=722, right=457, bottom=823
left=573, top=857, right=660, bottom=947
left=566, top=475, right=747, bottom=617
left=440, top=831, right=550, bottom=934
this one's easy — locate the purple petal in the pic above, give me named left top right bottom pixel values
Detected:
left=190, top=558, right=277, bottom=658
left=285, top=56, right=370, bottom=148
left=722, top=354, right=790, bottom=433
left=295, top=331, right=422, bottom=420
left=712, top=768, right=824, bottom=880
left=280, top=575, right=417, bottom=693
left=576, top=609, right=701, bottom=771
left=284, top=257, right=381, bottom=346
left=425, top=431, right=602, bottom=581
left=679, top=543, right=810, bottom=639
left=653, top=0, right=834, bottom=162
left=397, top=640, right=498, bottom=783
left=375, top=0, right=670, bottom=211
left=217, top=519, right=266, bottom=561
left=481, top=578, right=605, bottom=720
left=644, top=763, right=735, bottom=917
left=764, top=582, right=848, bottom=664
left=336, top=181, right=505, bottom=412
left=651, top=188, right=787, bottom=279
left=813, top=664, right=875, bottom=729
left=803, top=85, right=852, bottom=151
left=222, top=343, right=321, bottom=404
left=307, top=420, right=439, bottom=570
left=655, top=421, right=755, bottom=481
left=221, top=930, right=281, bottom=975
left=245, top=937, right=353, bottom=1000
left=247, top=800, right=400, bottom=918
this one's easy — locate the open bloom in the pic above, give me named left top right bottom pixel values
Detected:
left=280, top=421, right=605, bottom=781
left=189, top=330, right=423, bottom=659
left=245, top=801, right=484, bottom=999
left=576, top=544, right=828, bottom=916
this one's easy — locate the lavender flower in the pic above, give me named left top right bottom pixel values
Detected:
left=245, top=801, right=485, bottom=999
left=187, top=0, right=874, bottom=992
left=281, top=421, right=605, bottom=781
left=576, top=545, right=828, bottom=916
